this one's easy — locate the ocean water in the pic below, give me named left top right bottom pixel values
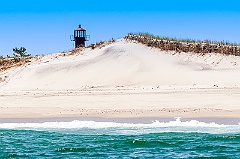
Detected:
left=0, top=118, right=239, bottom=159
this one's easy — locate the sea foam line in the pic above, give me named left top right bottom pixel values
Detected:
left=0, top=118, right=239, bottom=134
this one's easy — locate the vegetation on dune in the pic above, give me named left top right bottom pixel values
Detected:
left=125, top=32, right=240, bottom=56
left=13, top=47, right=31, bottom=57
left=0, top=47, right=32, bottom=72
left=59, top=39, right=116, bottom=57
left=134, top=32, right=240, bottom=46
left=0, top=39, right=116, bottom=71
left=0, top=56, right=32, bottom=72
left=86, top=39, right=115, bottom=50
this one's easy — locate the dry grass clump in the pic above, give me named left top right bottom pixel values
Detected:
left=59, top=47, right=84, bottom=57
left=59, top=39, right=116, bottom=57
left=69, top=47, right=83, bottom=55
left=0, top=56, right=32, bottom=72
left=125, top=33, right=240, bottom=56
left=86, top=39, right=115, bottom=50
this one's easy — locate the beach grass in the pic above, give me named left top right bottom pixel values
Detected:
left=125, top=32, right=240, bottom=56
left=134, top=32, right=240, bottom=46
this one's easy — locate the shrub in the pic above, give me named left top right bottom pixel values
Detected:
left=13, top=47, right=31, bottom=57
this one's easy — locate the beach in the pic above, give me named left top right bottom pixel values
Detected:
left=1, top=39, right=240, bottom=120
left=1, top=39, right=240, bottom=158
left=0, top=88, right=240, bottom=119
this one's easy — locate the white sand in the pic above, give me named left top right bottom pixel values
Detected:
left=1, top=39, right=240, bottom=118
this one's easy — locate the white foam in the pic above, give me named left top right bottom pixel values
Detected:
left=0, top=118, right=239, bottom=135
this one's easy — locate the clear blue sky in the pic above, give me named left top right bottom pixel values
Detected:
left=1, top=0, right=240, bottom=56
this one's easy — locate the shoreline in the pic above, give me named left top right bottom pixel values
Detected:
left=0, top=117, right=239, bottom=125
left=0, top=107, right=240, bottom=120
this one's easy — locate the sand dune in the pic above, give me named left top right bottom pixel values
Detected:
left=1, top=39, right=240, bottom=90
left=0, top=39, right=240, bottom=118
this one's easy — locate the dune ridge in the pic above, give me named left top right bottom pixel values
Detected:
left=126, top=33, right=240, bottom=56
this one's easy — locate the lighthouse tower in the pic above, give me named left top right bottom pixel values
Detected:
left=72, top=25, right=89, bottom=48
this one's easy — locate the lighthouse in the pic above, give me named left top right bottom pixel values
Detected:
left=72, top=25, right=89, bottom=48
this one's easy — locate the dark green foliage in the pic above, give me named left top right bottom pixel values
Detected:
left=13, top=47, right=31, bottom=57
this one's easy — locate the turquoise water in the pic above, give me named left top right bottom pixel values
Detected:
left=0, top=119, right=240, bottom=158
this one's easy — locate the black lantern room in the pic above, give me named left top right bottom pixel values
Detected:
left=72, top=25, right=89, bottom=48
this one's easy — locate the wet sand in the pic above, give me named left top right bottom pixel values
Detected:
left=0, top=117, right=239, bottom=125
